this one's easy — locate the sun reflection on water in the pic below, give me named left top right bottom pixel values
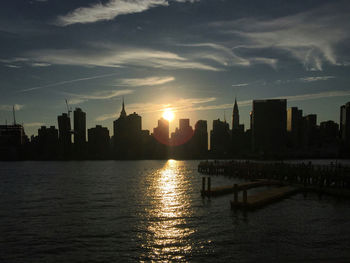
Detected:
left=143, top=159, right=195, bottom=261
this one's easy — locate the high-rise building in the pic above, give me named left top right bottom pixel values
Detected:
left=113, top=100, right=143, bottom=158
left=232, top=98, right=240, bottom=130
left=287, top=107, right=303, bottom=148
left=340, top=102, right=350, bottom=146
left=153, top=118, right=169, bottom=145
left=57, top=113, right=71, bottom=158
left=74, top=108, right=86, bottom=146
left=37, top=125, right=59, bottom=159
left=193, top=120, right=208, bottom=156
left=231, top=98, right=245, bottom=155
left=0, top=124, right=26, bottom=160
left=88, top=125, right=110, bottom=159
left=320, top=120, right=339, bottom=144
left=303, top=114, right=318, bottom=148
left=210, top=119, right=230, bottom=155
left=252, top=99, right=287, bottom=154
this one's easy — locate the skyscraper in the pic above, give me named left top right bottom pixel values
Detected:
left=340, top=102, right=350, bottom=146
left=113, top=99, right=143, bottom=159
left=57, top=113, right=71, bottom=158
left=210, top=118, right=230, bottom=156
left=153, top=118, right=169, bottom=145
left=193, top=120, right=208, bottom=157
left=287, top=107, right=303, bottom=149
left=74, top=108, right=86, bottom=147
left=232, top=98, right=240, bottom=130
left=252, top=99, right=287, bottom=154
left=88, top=125, right=110, bottom=159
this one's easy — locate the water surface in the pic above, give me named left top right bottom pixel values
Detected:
left=1, top=160, right=350, bottom=262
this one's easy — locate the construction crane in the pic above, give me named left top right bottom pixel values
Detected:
left=65, top=99, right=72, bottom=118
left=12, top=105, right=16, bottom=125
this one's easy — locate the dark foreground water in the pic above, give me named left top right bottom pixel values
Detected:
left=1, top=160, right=350, bottom=262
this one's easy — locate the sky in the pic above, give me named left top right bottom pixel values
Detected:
left=1, top=0, right=350, bottom=137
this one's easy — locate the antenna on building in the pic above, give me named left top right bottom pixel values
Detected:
left=13, top=105, right=16, bottom=125
left=224, top=110, right=226, bottom=122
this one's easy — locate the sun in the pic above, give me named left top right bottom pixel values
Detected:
left=162, top=108, right=175, bottom=122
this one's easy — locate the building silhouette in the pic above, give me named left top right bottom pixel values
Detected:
left=231, top=98, right=245, bottom=155
left=287, top=107, right=303, bottom=149
left=153, top=117, right=169, bottom=145
left=57, top=113, right=72, bottom=159
left=252, top=99, right=287, bottom=155
left=113, top=99, right=142, bottom=159
left=73, top=108, right=86, bottom=158
left=302, top=114, right=318, bottom=149
left=0, top=124, right=27, bottom=160
left=37, top=125, right=59, bottom=159
left=193, top=120, right=208, bottom=157
left=340, top=102, right=350, bottom=148
left=88, top=125, right=110, bottom=159
left=210, top=118, right=230, bottom=156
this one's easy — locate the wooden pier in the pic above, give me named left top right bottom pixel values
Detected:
left=198, top=160, right=350, bottom=191
left=230, top=186, right=301, bottom=210
left=200, top=178, right=282, bottom=197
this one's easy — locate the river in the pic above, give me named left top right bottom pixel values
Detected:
left=0, top=160, right=349, bottom=262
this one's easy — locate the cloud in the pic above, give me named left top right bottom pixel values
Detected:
left=31, top=62, right=51, bottom=67
left=24, top=122, right=45, bottom=127
left=120, top=76, right=175, bottom=86
left=181, top=42, right=277, bottom=68
left=66, top=89, right=134, bottom=105
left=278, top=90, right=350, bottom=102
left=232, top=83, right=249, bottom=87
left=96, top=96, right=216, bottom=121
left=27, top=45, right=220, bottom=71
left=300, top=76, right=335, bottom=82
left=213, top=3, right=350, bottom=70
left=0, top=104, right=24, bottom=111
left=19, top=73, right=117, bottom=92
left=56, top=0, right=198, bottom=26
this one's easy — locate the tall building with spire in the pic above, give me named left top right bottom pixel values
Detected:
left=113, top=99, right=142, bottom=159
left=231, top=97, right=245, bottom=156
left=232, top=98, right=240, bottom=130
left=120, top=97, right=127, bottom=118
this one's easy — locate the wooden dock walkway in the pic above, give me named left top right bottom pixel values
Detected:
left=200, top=179, right=282, bottom=197
left=230, top=186, right=301, bottom=210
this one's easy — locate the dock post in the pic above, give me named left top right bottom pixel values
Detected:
left=233, top=184, right=238, bottom=203
left=207, top=177, right=211, bottom=193
left=243, top=189, right=247, bottom=204
left=202, top=177, right=206, bottom=192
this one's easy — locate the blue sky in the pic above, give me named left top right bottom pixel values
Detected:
left=1, top=0, right=350, bottom=136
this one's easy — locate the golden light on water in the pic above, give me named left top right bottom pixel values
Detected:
left=162, top=108, right=175, bottom=122
left=145, top=160, right=195, bottom=260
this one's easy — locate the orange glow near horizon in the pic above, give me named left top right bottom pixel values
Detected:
left=162, top=108, right=175, bottom=122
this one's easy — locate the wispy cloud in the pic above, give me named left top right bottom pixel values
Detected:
left=120, top=76, right=175, bottom=86
left=18, top=73, right=117, bottom=92
left=66, top=89, right=134, bottom=105
left=31, top=62, right=51, bottom=67
left=180, top=42, right=277, bottom=68
left=23, top=122, right=45, bottom=127
left=56, top=0, right=197, bottom=26
left=278, top=90, right=350, bottom=102
left=0, top=104, right=24, bottom=111
left=213, top=3, right=350, bottom=70
left=232, top=83, right=249, bottom=87
left=27, top=45, right=219, bottom=71
left=300, top=76, right=335, bottom=82
left=96, top=96, right=216, bottom=121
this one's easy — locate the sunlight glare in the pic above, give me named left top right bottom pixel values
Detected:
left=162, top=108, right=175, bottom=122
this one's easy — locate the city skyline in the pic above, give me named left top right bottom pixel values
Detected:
left=1, top=0, right=350, bottom=136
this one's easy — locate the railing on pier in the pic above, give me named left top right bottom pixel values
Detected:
left=198, top=160, right=350, bottom=189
